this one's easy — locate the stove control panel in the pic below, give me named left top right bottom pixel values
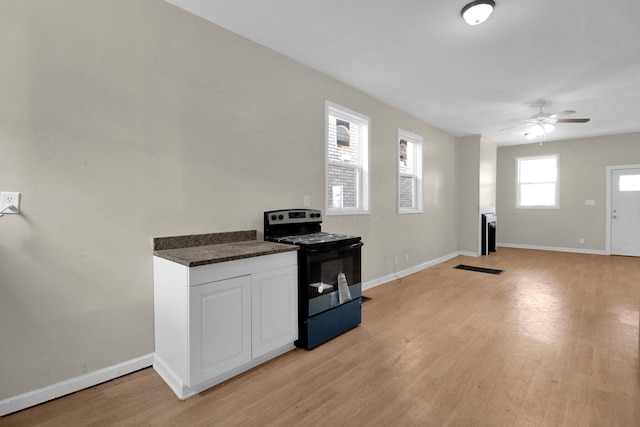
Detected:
left=264, top=209, right=322, bottom=225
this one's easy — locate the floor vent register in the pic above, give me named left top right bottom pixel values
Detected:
left=453, top=264, right=504, bottom=275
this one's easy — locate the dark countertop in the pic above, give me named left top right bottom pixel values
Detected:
left=153, top=230, right=258, bottom=251
left=153, top=231, right=298, bottom=267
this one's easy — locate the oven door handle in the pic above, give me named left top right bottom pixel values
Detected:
left=307, top=241, right=363, bottom=254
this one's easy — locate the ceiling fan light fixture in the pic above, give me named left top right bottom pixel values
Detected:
left=461, top=0, right=495, bottom=25
left=525, top=123, right=554, bottom=138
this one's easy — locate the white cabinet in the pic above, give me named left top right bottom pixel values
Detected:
left=251, top=265, right=297, bottom=358
left=190, top=275, right=252, bottom=386
left=153, top=251, right=297, bottom=399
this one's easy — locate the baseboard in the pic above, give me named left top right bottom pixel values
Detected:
left=363, top=251, right=460, bottom=291
left=361, top=243, right=605, bottom=292
left=153, top=343, right=295, bottom=400
left=11, top=244, right=603, bottom=416
left=497, top=243, right=606, bottom=255
left=0, top=250, right=459, bottom=416
left=0, top=353, right=153, bottom=417
left=458, top=251, right=479, bottom=257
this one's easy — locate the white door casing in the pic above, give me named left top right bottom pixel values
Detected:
left=606, top=165, right=640, bottom=256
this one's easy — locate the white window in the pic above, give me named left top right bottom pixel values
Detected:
left=516, top=154, right=559, bottom=209
left=325, top=102, right=370, bottom=215
left=619, top=174, right=640, bottom=192
left=398, top=129, right=423, bottom=214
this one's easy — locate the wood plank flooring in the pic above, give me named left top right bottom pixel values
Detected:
left=3, top=248, right=639, bottom=426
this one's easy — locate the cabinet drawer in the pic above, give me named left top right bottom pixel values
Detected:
left=189, top=251, right=296, bottom=286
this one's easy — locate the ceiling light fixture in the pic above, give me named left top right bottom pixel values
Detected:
left=524, top=123, right=555, bottom=141
left=461, top=0, right=495, bottom=25
left=530, top=123, right=555, bottom=135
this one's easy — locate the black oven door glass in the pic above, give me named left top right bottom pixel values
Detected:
left=304, top=242, right=362, bottom=317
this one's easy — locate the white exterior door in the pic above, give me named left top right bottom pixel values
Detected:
left=611, top=168, right=640, bottom=256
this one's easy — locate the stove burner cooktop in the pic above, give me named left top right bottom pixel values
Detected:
left=263, top=209, right=362, bottom=248
left=271, top=232, right=359, bottom=246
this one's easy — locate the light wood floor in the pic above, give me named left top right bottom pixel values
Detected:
left=3, top=248, right=640, bottom=426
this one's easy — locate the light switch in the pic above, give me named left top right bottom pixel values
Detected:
left=1, top=192, right=20, bottom=214
left=585, top=199, right=595, bottom=206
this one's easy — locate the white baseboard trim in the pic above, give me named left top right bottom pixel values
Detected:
left=15, top=245, right=591, bottom=416
left=498, top=243, right=606, bottom=256
left=0, top=353, right=153, bottom=417
left=153, top=343, right=295, bottom=401
left=458, top=251, right=479, bottom=257
left=0, top=251, right=460, bottom=417
left=362, top=251, right=460, bottom=291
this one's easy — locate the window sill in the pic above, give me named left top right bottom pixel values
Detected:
left=516, top=205, right=560, bottom=210
left=398, top=209, right=423, bottom=215
left=325, top=209, right=371, bottom=216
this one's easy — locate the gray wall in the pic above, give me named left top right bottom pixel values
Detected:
left=456, top=135, right=497, bottom=255
left=479, top=137, right=497, bottom=211
left=456, top=136, right=481, bottom=254
left=0, top=0, right=458, bottom=399
left=497, top=132, right=640, bottom=251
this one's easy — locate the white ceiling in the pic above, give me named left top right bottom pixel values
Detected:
left=164, top=0, right=640, bottom=146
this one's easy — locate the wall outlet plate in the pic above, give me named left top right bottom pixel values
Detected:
left=1, top=192, right=20, bottom=214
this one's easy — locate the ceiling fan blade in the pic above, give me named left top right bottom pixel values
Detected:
left=556, top=118, right=590, bottom=123
left=549, top=110, right=576, bottom=118
left=499, top=122, right=533, bottom=132
left=509, top=118, right=537, bottom=123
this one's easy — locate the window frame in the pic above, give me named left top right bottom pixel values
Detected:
left=516, top=154, right=560, bottom=209
left=325, top=101, right=370, bottom=216
left=397, top=129, right=423, bottom=214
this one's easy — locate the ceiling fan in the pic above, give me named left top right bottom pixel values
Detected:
left=502, top=107, right=590, bottom=140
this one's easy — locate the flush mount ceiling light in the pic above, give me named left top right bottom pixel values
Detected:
left=461, top=0, right=495, bottom=25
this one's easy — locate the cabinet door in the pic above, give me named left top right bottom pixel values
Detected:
left=189, top=275, right=252, bottom=386
left=252, top=265, right=298, bottom=358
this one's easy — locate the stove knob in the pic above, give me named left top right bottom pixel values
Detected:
left=271, top=215, right=277, bottom=221
left=278, top=214, right=284, bottom=220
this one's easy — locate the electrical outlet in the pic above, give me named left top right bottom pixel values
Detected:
left=1, top=192, right=20, bottom=214
left=579, top=238, right=585, bottom=244
left=394, top=255, right=399, bottom=264
left=303, top=195, right=310, bottom=207
left=405, top=254, right=409, bottom=262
